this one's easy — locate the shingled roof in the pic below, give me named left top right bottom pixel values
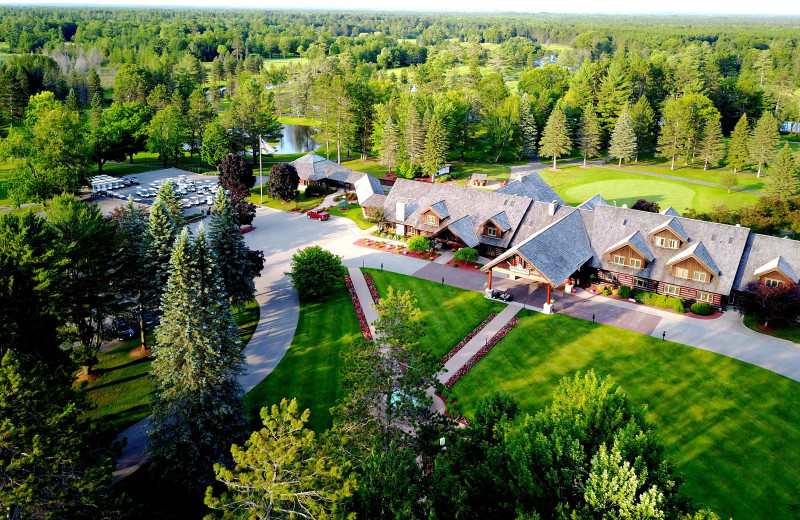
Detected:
left=496, top=172, right=565, bottom=204
left=604, top=230, right=655, bottom=262
left=577, top=194, right=609, bottom=211
left=666, top=241, right=721, bottom=275
left=289, top=152, right=361, bottom=184
left=660, top=206, right=681, bottom=217
left=355, top=174, right=385, bottom=208
left=733, top=233, right=800, bottom=291
left=753, top=256, right=799, bottom=282
left=649, top=217, right=691, bottom=242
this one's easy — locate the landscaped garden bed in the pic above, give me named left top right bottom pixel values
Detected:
left=344, top=274, right=373, bottom=341
left=445, top=258, right=484, bottom=272
left=442, top=312, right=497, bottom=364
left=587, top=283, right=723, bottom=319
left=445, top=316, right=521, bottom=388
left=355, top=238, right=442, bottom=261
left=363, top=273, right=380, bottom=305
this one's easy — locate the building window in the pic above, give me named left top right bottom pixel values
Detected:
left=629, top=258, right=642, bottom=269
left=426, top=214, right=436, bottom=225
left=663, top=284, right=680, bottom=296
left=655, top=236, right=679, bottom=249
left=634, top=278, right=648, bottom=289
left=674, top=267, right=689, bottom=279
left=485, top=227, right=497, bottom=237
left=693, top=271, right=708, bottom=282
left=765, top=278, right=783, bottom=288
left=603, top=272, right=617, bottom=283
left=613, top=255, right=625, bottom=265
left=697, top=291, right=713, bottom=303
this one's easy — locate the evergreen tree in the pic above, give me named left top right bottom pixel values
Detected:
left=65, top=88, right=80, bottom=113
left=404, top=102, right=425, bottom=167
left=539, top=107, right=571, bottom=171
left=87, top=68, right=102, bottom=102
left=149, top=227, right=246, bottom=490
left=597, top=60, right=632, bottom=137
left=630, top=96, right=655, bottom=161
left=749, top=112, right=780, bottom=177
left=766, top=144, right=800, bottom=199
left=201, top=121, right=231, bottom=171
left=727, top=114, right=750, bottom=173
left=698, top=117, right=725, bottom=170
left=379, top=117, right=401, bottom=174
left=143, top=198, right=179, bottom=308
left=155, top=181, right=185, bottom=227
left=422, top=112, right=449, bottom=179
left=209, top=187, right=256, bottom=306
left=609, top=105, right=637, bottom=167
left=117, top=196, right=151, bottom=351
left=578, top=104, right=601, bottom=167
left=519, top=93, right=538, bottom=158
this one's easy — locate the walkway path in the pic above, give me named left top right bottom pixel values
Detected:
left=347, top=266, right=380, bottom=337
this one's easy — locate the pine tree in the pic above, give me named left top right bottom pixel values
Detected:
left=749, top=112, right=780, bottom=177
left=539, top=108, right=571, bottom=171
left=609, top=105, right=637, bottom=167
left=379, top=117, right=401, bottom=174
left=630, top=96, right=655, bottom=161
left=87, top=69, right=102, bottom=102
left=404, top=102, right=425, bottom=167
left=597, top=60, right=632, bottom=137
left=766, top=144, right=800, bottom=199
left=143, top=198, right=178, bottom=308
left=519, top=93, right=538, bottom=158
left=149, top=226, right=246, bottom=489
left=727, top=114, right=750, bottom=173
left=578, top=104, right=601, bottom=167
left=155, top=181, right=185, bottom=227
left=117, top=196, right=151, bottom=351
left=65, top=88, right=80, bottom=113
left=209, top=187, right=256, bottom=306
left=698, top=117, right=725, bottom=170
left=422, top=112, right=448, bottom=179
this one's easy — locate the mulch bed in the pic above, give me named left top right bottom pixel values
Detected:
left=445, top=258, right=485, bottom=273
left=355, top=238, right=442, bottom=261
left=237, top=226, right=255, bottom=234
left=442, top=313, right=497, bottom=364
left=588, top=285, right=723, bottom=320
left=758, top=324, right=775, bottom=332
left=344, top=275, right=372, bottom=341
left=445, top=316, right=522, bottom=388
left=363, top=273, right=380, bottom=305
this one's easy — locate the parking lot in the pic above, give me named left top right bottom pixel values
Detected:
left=88, top=167, right=221, bottom=217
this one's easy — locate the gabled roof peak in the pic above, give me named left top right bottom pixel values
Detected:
left=649, top=217, right=690, bottom=242
left=753, top=256, right=799, bottom=283
left=666, top=241, right=721, bottom=275
left=604, top=230, right=655, bottom=262
left=660, top=206, right=681, bottom=217
left=577, top=194, right=609, bottom=211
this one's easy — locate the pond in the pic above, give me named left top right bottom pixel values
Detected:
left=275, top=124, right=318, bottom=154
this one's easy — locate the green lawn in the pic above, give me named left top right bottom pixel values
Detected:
left=244, top=286, right=361, bottom=432
left=743, top=315, right=800, bottom=344
left=246, top=188, right=323, bottom=211
left=83, top=299, right=260, bottom=434
left=277, top=115, right=321, bottom=126
left=452, top=312, right=800, bottom=520
left=616, top=162, right=766, bottom=192
left=365, top=269, right=499, bottom=359
left=343, top=157, right=389, bottom=178
left=262, top=56, right=308, bottom=67
left=328, top=203, right=373, bottom=230
left=450, top=163, right=511, bottom=187
left=539, top=164, right=760, bottom=213
left=0, top=160, right=14, bottom=206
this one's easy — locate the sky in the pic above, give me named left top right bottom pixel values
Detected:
left=3, top=0, right=798, bottom=15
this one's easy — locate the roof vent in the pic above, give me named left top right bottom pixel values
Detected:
left=728, top=237, right=733, bottom=244
left=735, top=224, right=740, bottom=227
left=623, top=219, right=627, bottom=225
left=396, top=202, right=406, bottom=221
left=621, top=204, right=628, bottom=209
left=548, top=200, right=558, bottom=216
left=515, top=173, right=525, bottom=182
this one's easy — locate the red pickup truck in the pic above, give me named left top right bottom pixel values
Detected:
left=307, top=209, right=331, bottom=221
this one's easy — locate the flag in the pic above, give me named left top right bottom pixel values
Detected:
left=259, top=137, right=277, bottom=155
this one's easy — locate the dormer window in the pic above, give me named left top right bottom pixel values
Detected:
left=629, top=259, right=642, bottom=269
left=674, top=267, right=689, bottom=279
left=765, top=278, right=783, bottom=288
left=486, top=227, right=497, bottom=237
left=427, top=214, right=436, bottom=225
left=613, top=255, right=625, bottom=265
left=656, top=236, right=678, bottom=249
left=693, top=271, right=708, bottom=283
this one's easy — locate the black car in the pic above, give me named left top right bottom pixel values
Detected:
left=113, top=319, right=137, bottom=340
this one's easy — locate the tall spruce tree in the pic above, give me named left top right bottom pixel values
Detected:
left=209, top=187, right=256, bottom=306
left=404, top=102, right=425, bottom=167
left=65, top=88, right=80, bottom=113
left=519, top=93, right=538, bottom=158
left=578, top=104, right=601, bottom=167
left=117, top=196, right=151, bottom=352
left=422, top=112, right=449, bottom=180
left=749, top=112, right=780, bottom=177
left=698, top=117, right=725, bottom=170
left=597, top=60, right=632, bottom=138
left=727, top=114, right=750, bottom=173
left=630, top=96, right=655, bottom=161
left=766, top=144, right=800, bottom=198
left=155, top=181, right=185, bottom=227
left=149, top=226, right=246, bottom=489
left=379, top=117, right=401, bottom=174
left=609, top=105, right=637, bottom=167
left=143, top=198, right=179, bottom=310
left=539, top=107, right=571, bottom=171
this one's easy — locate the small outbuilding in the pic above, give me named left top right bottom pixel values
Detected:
left=471, top=173, right=488, bottom=187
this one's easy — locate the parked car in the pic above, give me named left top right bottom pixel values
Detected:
left=307, top=209, right=330, bottom=221
left=112, top=319, right=137, bottom=340
left=130, top=177, right=140, bottom=185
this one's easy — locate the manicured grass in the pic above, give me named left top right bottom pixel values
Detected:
left=83, top=299, right=260, bottom=434
left=244, top=286, right=361, bottom=432
left=450, top=163, right=511, bottom=187
left=246, top=188, right=323, bottom=211
left=262, top=56, right=308, bottom=67
left=743, top=315, right=800, bottom=344
left=327, top=203, right=374, bottom=230
left=541, top=42, right=572, bottom=52
left=538, top=164, right=760, bottom=213
left=343, top=157, right=389, bottom=178
left=364, top=269, right=499, bottom=359
left=0, top=160, right=14, bottom=206
left=452, top=312, right=800, bottom=520
left=277, top=115, right=321, bottom=126
left=617, top=162, right=766, bottom=192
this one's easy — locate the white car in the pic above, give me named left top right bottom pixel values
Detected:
left=206, top=196, right=215, bottom=205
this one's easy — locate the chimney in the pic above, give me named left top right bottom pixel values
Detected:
left=396, top=202, right=406, bottom=221
left=548, top=200, right=558, bottom=216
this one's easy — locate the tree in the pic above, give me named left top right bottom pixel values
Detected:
left=519, top=93, right=538, bottom=158
left=657, top=94, right=717, bottom=170
left=350, top=443, right=423, bottom=520
left=609, top=105, right=637, bottom=167
left=147, top=106, right=186, bottom=168
left=87, top=68, right=102, bottom=101
left=143, top=198, right=179, bottom=309
left=115, top=197, right=151, bottom=352
left=597, top=60, right=632, bottom=137
left=149, top=227, right=247, bottom=489
left=379, top=117, right=401, bottom=174
left=209, top=187, right=259, bottom=306
left=727, top=113, right=750, bottom=173
left=186, top=88, right=214, bottom=159
left=407, top=235, right=432, bottom=253
left=113, top=63, right=151, bottom=104
left=578, top=104, right=601, bottom=167
left=404, top=101, right=426, bottom=167
left=219, top=153, right=256, bottom=191
left=286, top=246, right=343, bottom=300
left=735, top=281, right=800, bottom=328
left=454, top=247, right=479, bottom=263
left=539, top=107, right=571, bottom=171
left=630, top=96, right=656, bottom=161
left=749, top=112, right=780, bottom=177
left=631, top=199, right=661, bottom=213
left=766, top=144, right=800, bottom=199
left=484, top=97, right=522, bottom=163
left=173, top=53, right=206, bottom=97
left=422, top=111, right=449, bottom=179
left=698, top=116, right=725, bottom=170
left=719, top=170, right=739, bottom=194
left=222, top=74, right=282, bottom=163
left=88, top=95, right=129, bottom=175
left=205, top=399, right=355, bottom=519
left=103, top=102, right=153, bottom=163
left=65, top=87, right=80, bottom=112
left=0, top=351, right=114, bottom=519
left=155, top=181, right=185, bottom=227
left=202, top=121, right=232, bottom=171
left=267, top=163, right=299, bottom=202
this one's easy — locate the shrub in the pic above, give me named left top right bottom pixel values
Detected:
left=453, top=247, right=479, bottom=263
left=304, top=184, right=326, bottom=198
left=407, top=235, right=433, bottom=253
left=691, top=302, right=714, bottom=316
left=618, top=285, right=631, bottom=298
left=612, top=289, right=620, bottom=296
left=435, top=174, right=451, bottom=183
left=602, top=289, right=609, bottom=296
left=453, top=262, right=459, bottom=267
left=286, top=246, right=344, bottom=300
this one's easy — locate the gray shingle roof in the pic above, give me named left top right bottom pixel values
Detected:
left=660, top=206, right=681, bottom=217
left=489, top=211, right=511, bottom=231
left=496, top=172, right=565, bottom=204
left=289, top=152, right=360, bottom=184
left=753, top=256, right=799, bottom=282
left=577, top=194, right=609, bottom=210
left=666, top=241, right=721, bottom=275
left=649, top=217, right=691, bottom=242
left=429, top=200, right=450, bottom=219
left=355, top=174, right=386, bottom=208
left=733, top=233, right=800, bottom=290
left=448, top=216, right=479, bottom=248
left=604, top=230, right=655, bottom=262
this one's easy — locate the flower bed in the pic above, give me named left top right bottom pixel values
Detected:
left=343, top=275, right=372, bottom=341
left=445, top=316, right=521, bottom=388
left=363, top=273, right=380, bottom=305
left=355, top=238, right=441, bottom=261
left=442, top=313, right=497, bottom=364
left=445, top=258, right=484, bottom=272
left=237, top=226, right=255, bottom=234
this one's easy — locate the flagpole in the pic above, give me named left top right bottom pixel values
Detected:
left=259, top=134, right=263, bottom=204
